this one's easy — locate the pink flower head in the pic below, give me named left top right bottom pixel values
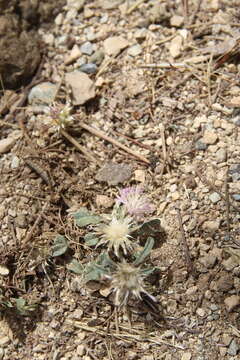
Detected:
left=117, top=186, right=154, bottom=220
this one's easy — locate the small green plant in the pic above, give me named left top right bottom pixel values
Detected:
left=68, top=186, right=160, bottom=309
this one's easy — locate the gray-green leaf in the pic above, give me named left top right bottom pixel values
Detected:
left=52, top=235, right=68, bottom=257
left=67, top=259, right=84, bottom=274
left=134, top=237, right=154, bottom=265
left=84, top=233, right=99, bottom=246
left=73, top=208, right=101, bottom=227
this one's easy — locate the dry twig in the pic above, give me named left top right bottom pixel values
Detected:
left=67, top=321, right=186, bottom=350
left=60, top=129, right=101, bottom=165
left=225, top=166, right=231, bottom=238
left=22, top=202, right=48, bottom=246
left=176, top=208, right=197, bottom=278
left=77, top=120, right=150, bottom=164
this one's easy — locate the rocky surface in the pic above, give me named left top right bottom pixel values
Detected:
left=0, top=0, right=240, bottom=359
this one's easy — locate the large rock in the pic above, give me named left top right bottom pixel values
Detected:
left=0, top=14, right=41, bottom=89
left=0, top=0, right=66, bottom=90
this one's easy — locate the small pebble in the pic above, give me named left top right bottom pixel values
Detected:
left=199, top=254, right=217, bottom=269
left=42, top=33, right=55, bottom=46
left=79, top=63, right=97, bottom=74
left=77, top=344, right=85, bottom=356
left=28, top=82, right=58, bottom=105
left=202, top=130, right=218, bottom=145
left=228, top=339, right=239, bottom=356
left=0, top=348, right=4, bottom=360
left=195, top=140, right=207, bottom=150
left=80, top=41, right=94, bottom=55
left=67, top=0, right=85, bottom=11
left=215, top=148, right=227, bottom=163
left=232, top=194, right=240, bottom=201
left=196, top=308, right=205, bottom=317
left=229, top=164, right=240, bottom=181
left=171, top=15, right=184, bottom=27
left=222, top=334, right=232, bottom=346
left=11, top=155, right=20, bottom=169
left=55, top=13, right=63, bottom=25
left=64, top=44, right=81, bottom=65
left=84, top=8, right=94, bottom=18
left=209, top=304, right=219, bottom=311
left=128, top=44, right=142, bottom=57
left=222, top=257, right=238, bottom=271
left=219, top=347, right=227, bottom=357
left=0, top=337, right=9, bottom=347
left=169, top=184, right=177, bottom=192
left=104, top=36, right=129, bottom=56
left=231, top=114, right=240, bottom=126
left=181, top=353, right=192, bottom=360
left=224, top=295, right=240, bottom=312
left=89, top=49, right=105, bottom=65
left=100, top=14, right=108, bottom=23
left=171, top=191, right=180, bottom=201
left=202, top=220, right=220, bottom=232
left=209, top=192, right=221, bottom=203
left=0, top=131, right=21, bottom=154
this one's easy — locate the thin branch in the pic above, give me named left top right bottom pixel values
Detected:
left=225, top=166, right=231, bottom=239
left=67, top=321, right=186, bottom=350
left=77, top=120, right=150, bottom=164
left=60, top=129, right=101, bottom=165
left=176, top=208, right=197, bottom=278
left=22, top=202, right=48, bottom=246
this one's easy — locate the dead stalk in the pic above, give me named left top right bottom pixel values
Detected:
left=78, top=120, right=150, bottom=164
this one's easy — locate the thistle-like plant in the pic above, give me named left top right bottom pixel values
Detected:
left=117, top=186, right=155, bottom=221
left=49, top=102, right=74, bottom=131
left=96, top=211, right=135, bottom=258
left=107, top=260, right=156, bottom=307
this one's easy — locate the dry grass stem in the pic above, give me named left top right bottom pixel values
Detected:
left=68, top=321, right=186, bottom=350
left=176, top=208, right=197, bottom=278
left=60, top=128, right=100, bottom=164
left=22, top=202, right=49, bottom=246
left=79, top=121, right=150, bottom=164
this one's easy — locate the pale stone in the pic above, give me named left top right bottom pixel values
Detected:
left=170, top=15, right=184, bottom=27
left=65, top=71, right=95, bottom=105
left=84, top=8, right=94, bottom=18
left=128, top=44, right=142, bottom=57
left=224, top=295, right=240, bottom=312
left=55, top=13, right=63, bottom=25
left=77, top=345, right=85, bottom=356
left=196, top=308, right=205, bottom=317
left=181, top=353, right=192, bottom=360
left=203, top=130, right=218, bottom=145
left=42, top=33, right=54, bottom=46
left=103, top=36, right=129, bottom=56
left=202, top=220, right=220, bottom=232
left=0, top=131, right=21, bottom=154
left=215, top=148, right=227, bottom=163
left=134, top=169, right=145, bottom=183
left=96, top=195, right=114, bottom=208
left=171, top=191, right=180, bottom=201
left=67, top=0, right=85, bottom=11
left=209, top=192, right=221, bottom=203
left=169, top=35, right=182, bottom=58
left=0, top=265, right=9, bottom=276
left=64, top=44, right=82, bottom=65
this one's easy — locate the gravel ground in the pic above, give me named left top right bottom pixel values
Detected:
left=0, top=0, right=240, bottom=359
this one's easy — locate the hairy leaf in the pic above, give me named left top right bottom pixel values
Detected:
left=134, top=237, right=154, bottom=265
left=73, top=208, right=101, bottom=227
left=52, top=235, right=68, bottom=257
left=67, top=259, right=84, bottom=274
